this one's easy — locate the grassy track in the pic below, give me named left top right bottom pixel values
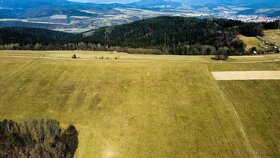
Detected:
left=0, top=51, right=279, bottom=158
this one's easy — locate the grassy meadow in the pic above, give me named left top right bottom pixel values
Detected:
left=238, top=35, right=265, bottom=51
left=0, top=51, right=279, bottom=158
left=263, top=30, right=280, bottom=46
left=239, top=30, right=280, bottom=52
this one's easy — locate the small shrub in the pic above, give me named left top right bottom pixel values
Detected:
left=72, top=54, right=77, bottom=59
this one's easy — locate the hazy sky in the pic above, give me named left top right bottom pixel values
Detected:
left=69, top=0, right=139, bottom=3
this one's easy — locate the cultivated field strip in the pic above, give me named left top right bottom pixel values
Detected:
left=212, top=71, right=280, bottom=80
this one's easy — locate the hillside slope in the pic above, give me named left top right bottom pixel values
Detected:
left=82, top=16, right=264, bottom=54
left=0, top=27, right=74, bottom=45
left=83, top=16, right=240, bottom=46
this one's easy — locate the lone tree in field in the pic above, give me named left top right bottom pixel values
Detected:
left=214, top=47, right=229, bottom=60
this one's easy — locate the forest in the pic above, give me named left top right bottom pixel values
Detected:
left=0, top=16, right=278, bottom=55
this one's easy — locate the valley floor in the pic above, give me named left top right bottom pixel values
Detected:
left=0, top=51, right=279, bottom=158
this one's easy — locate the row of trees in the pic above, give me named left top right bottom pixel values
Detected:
left=163, top=38, right=246, bottom=55
left=0, top=41, right=247, bottom=55
left=263, top=20, right=280, bottom=29
left=0, top=42, right=126, bottom=52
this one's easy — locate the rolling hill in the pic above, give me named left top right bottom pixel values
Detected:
left=0, top=27, right=74, bottom=45
left=81, top=16, right=264, bottom=54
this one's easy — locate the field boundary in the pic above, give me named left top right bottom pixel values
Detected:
left=1, top=55, right=279, bottom=64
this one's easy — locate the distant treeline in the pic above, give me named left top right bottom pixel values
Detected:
left=263, top=20, right=280, bottom=29
left=0, top=17, right=278, bottom=55
left=0, top=27, right=74, bottom=45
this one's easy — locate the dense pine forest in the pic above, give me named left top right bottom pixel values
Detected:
left=0, top=27, right=75, bottom=45
left=0, top=16, right=278, bottom=55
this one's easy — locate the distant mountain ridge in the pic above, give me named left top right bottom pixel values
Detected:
left=0, top=0, right=279, bottom=30
left=130, top=0, right=182, bottom=8
left=178, top=0, right=279, bottom=6
left=2, top=0, right=280, bottom=10
left=1, top=0, right=72, bottom=8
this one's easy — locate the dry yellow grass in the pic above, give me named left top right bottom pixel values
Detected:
left=0, top=51, right=279, bottom=158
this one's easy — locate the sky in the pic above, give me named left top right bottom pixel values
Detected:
left=69, top=0, right=139, bottom=3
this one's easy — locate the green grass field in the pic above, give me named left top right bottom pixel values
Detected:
left=0, top=51, right=279, bottom=158
left=238, top=35, right=265, bottom=51
left=239, top=30, right=280, bottom=52
left=263, top=30, right=280, bottom=46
